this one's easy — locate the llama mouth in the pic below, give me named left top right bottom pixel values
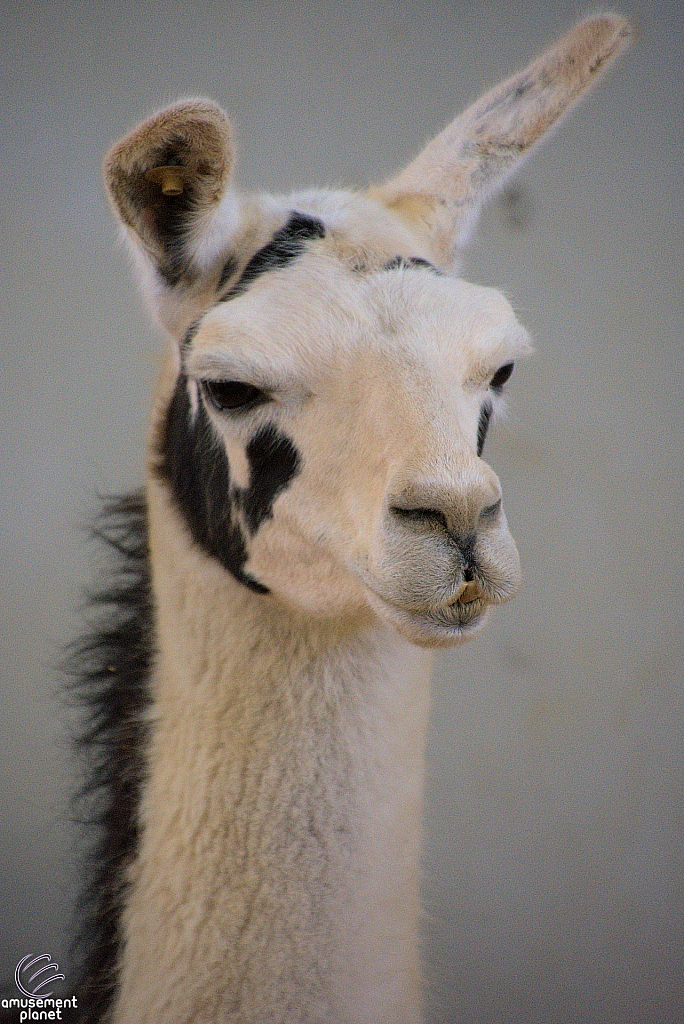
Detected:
left=428, top=595, right=488, bottom=629
left=426, top=579, right=490, bottom=629
left=423, top=598, right=489, bottom=634
left=367, top=587, right=490, bottom=645
left=406, top=597, right=490, bottom=644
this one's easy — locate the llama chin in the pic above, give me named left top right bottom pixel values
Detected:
left=73, top=14, right=630, bottom=1023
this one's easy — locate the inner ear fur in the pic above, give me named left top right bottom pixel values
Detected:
left=104, top=99, right=233, bottom=286
left=373, top=13, right=631, bottom=259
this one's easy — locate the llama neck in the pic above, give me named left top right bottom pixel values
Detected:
left=113, top=485, right=433, bottom=1024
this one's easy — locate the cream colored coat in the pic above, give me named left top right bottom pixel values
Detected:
left=99, top=15, right=630, bottom=1023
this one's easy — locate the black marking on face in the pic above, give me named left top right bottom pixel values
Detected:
left=157, top=375, right=302, bottom=592
left=384, top=255, right=441, bottom=273
left=157, top=374, right=267, bottom=592
left=238, top=425, right=302, bottom=534
left=477, top=401, right=493, bottom=457
left=221, top=212, right=326, bottom=300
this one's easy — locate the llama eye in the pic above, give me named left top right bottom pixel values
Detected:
left=202, top=380, right=269, bottom=413
left=490, top=362, right=514, bottom=393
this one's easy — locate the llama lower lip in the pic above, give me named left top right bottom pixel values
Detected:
left=369, top=588, right=489, bottom=645
left=428, top=597, right=487, bottom=630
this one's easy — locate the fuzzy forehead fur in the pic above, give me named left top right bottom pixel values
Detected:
left=188, top=206, right=532, bottom=383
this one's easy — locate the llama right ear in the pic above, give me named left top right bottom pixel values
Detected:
left=104, top=99, right=235, bottom=289
left=373, top=13, right=631, bottom=260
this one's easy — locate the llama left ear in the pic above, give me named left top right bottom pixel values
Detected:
left=373, top=13, right=631, bottom=259
left=104, top=99, right=235, bottom=288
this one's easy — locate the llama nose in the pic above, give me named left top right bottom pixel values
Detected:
left=389, top=474, right=502, bottom=542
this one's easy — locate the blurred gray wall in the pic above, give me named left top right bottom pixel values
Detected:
left=1, top=1, right=682, bottom=1021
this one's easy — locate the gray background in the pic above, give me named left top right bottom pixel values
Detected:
left=1, top=1, right=682, bottom=1021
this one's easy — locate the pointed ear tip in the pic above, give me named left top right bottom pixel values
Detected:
left=576, top=10, right=634, bottom=50
left=103, top=98, right=235, bottom=201
left=104, top=96, right=233, bottom=165
left=157, top=96, right=233, bottom=133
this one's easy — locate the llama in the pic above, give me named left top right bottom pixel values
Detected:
left=72, top=14, right=630, bottom=1023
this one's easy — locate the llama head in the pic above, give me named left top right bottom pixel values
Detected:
left=104, top=14, right=629, bottom=647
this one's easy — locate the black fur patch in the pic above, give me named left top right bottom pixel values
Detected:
left=477, top=401, right=493, bottom=456
left=141, top=142, right=206, bottom=287
left=156, top=375, right=301, bottom=591
left=384, top=256, right=441, bottom=273
left=239, top=424, right=302, bottom=533
left=156, top=375, right=265, bottom=592
left=221, top=212, right=326, bottom=300
left=65, top=492, right=153, bottom=1022
left=152, top=193, right=194, bottom=286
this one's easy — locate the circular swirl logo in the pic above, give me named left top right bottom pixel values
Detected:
left=14, top=954, right=65, bottom=998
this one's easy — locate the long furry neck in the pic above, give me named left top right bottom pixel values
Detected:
left=78, top=484, right=432, bottom=1024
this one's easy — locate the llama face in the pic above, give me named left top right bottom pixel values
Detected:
left=104, top=15, right=630, bottom=644
left=154, top=194, right=531, bottom=646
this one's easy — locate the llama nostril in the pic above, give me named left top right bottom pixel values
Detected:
left=480, top=498, right=502, bottom=520
left=390, top=506, right=448, bottom=530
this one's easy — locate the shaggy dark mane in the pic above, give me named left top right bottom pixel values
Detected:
left=65, top=491, right=153, bottom=1022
